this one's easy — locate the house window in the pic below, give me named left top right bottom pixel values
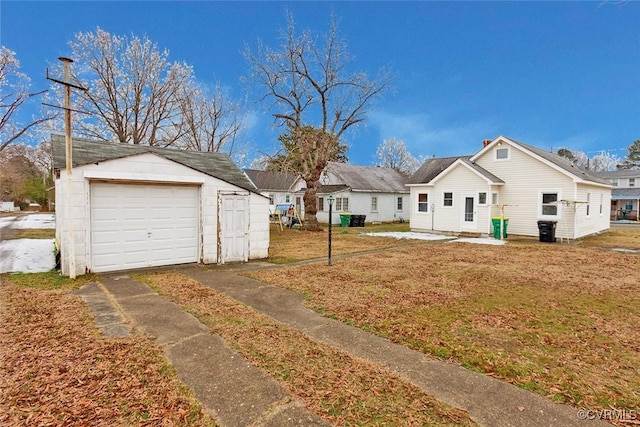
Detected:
left=599, top=193, right=603, bottom=215
left=541, top=192, right=559, bottom=216
left=630, top=178, right=636, bottom=187
left=492, top=192, right=499, bottom=205
left=335, top=197, right=349, bottom=212
left=443, top=192, right=453, bottom=207
left=285, top=194, right=291, bottom=203
left=478, top=192, right=487, bottom=205
left=397, top=197, right=403, bottom=211
left=496, top=147, right=509, bottom=160
left=586, top=193, right=591, bottom=217
left=318, top=197, right=324, bottom=212
left=371, top=196, right=378, bottom=212
left=418, top=193, right=428, bottom=212
left=612, top=179, right=618, bottom=187
left=268, top=194, right=275, bottom=205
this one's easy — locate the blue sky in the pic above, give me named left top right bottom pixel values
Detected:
left=2, top=1, right=639, bottom=166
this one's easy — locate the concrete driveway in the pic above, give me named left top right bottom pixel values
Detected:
left=0, top=213, right=56, bottom=273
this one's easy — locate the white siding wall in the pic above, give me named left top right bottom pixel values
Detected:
left=316, top=191, right=408, bottom=224
left=347, top=192, right=408, bottom=223
left=573, top=184, right=610, bottom=238
left=408, top=185, right=433, bottom=232
left=249, top=192, right=269, bottom=259
left=315, top=190, right=348, bottom=224
left=431, top=165, right=492, bottom=233
left=56, top=153, right=269, bottom=276
left=475, top=143, right=578, bottom=239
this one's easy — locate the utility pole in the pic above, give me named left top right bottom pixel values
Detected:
left=46, top=57, right=87, bottom=278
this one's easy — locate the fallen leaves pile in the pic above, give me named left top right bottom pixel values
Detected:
left=0, top=281, right=214, bottom=426
left=142, top=272, right=476, bottom=426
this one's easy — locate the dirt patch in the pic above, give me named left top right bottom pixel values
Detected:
left=0, top=227, right=55, bottom=240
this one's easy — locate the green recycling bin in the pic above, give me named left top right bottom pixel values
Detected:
left=339, top=213, right=352, bottom=227
left=491, top=217, right=509, bottom=239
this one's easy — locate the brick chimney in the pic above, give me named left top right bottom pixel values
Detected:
left=482, top=139, right=492, bottom=147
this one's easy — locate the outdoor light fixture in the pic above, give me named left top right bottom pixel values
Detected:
left=328, top=194, right=334, bottom=266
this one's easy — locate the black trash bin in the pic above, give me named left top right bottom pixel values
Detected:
left=349, top=215, right=358, bottom=227
left=358, top=215, right=366, bottom=227
left=537, top=220, right=557, bottom=242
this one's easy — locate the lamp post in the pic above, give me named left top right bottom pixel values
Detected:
left=328, top=194, right=334, bottom=266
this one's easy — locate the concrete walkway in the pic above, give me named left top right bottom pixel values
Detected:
left=75, top=263, right=607, bottom=427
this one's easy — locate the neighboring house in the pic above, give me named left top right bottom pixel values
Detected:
left=598, top=169, right=640, bottom=220
left=407, top=136, right=611, bottom=240
left=52, top=135, right=269, bottom=277
left=243, top=169, right=306, bottom=217
left=315, top=161, right=409, bottom=224
left=0, top=201, right=19, bottom=212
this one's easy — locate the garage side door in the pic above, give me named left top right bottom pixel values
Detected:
left=91, top=183, right=199, bottom=272
left=220, top=194, right=248, bottom=263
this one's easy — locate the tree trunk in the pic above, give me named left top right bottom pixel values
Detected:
left=303, top=177, right=322, bottom=231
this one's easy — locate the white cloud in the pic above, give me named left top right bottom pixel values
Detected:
left=367, top=109, right=497, bottom=158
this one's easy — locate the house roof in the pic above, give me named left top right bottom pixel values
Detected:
left=598, top=169, right=640, bottom=179
left=51, top=134, right=258, bottom=192
left=317, top=184, right=350, bottom=195
left=406, top=156, right=469, bottom=184
left=325, top=161, right=408, bottom=192
left=611, top=188, right=640, bottom=200
left=243, top=169, right=299, bottom=192
left=484, top=136, right=611, bottom=186
left=458, top=158, right=505, bottom=184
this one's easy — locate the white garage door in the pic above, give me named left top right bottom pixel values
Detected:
left=90, top=182, right=199, bottom=272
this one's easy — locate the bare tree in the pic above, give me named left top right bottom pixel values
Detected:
left=68, top=28, right=194, bottom=146
left=175, top=82, right=244, bottom=155
left=556, top=148, right=620, bottom=172
left=244, top=14, right=391, bottom=230
left=0, top=141, right=52, bottom=206
left=0, top=47, right=54, bottom=152
left=590, top=151, right=620, bottom=172
left=375, top=137, right=420, bottom=176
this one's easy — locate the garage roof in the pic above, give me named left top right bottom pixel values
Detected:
left=51, top=135, right=258, bottom=192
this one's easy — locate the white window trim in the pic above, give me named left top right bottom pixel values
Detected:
left=417, top=193, right=429, bottom=213
left=443, top=191, right=454, bottom=208
left=396, top=196, right=404, bottom=211
left=538, top=189, right=561, bottom=219
left=599, top=193, right=603, bottom=216
left=586, top=193, right=591, bottom=218
left=491, top=192, right=499, bottom=205
left=478, top=192, right=488, bottom=206
left=371, top=196, right=378, bottom=213
left=495, top=147, right=510, bottom=161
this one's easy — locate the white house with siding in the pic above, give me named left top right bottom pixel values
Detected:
left=52, top=135, right=269, bottom=277
left=597, top=169, right=640, bottom=221
left=407, top=136, right=611, bottom=240
left=243, top=169, right=306, bottom=217
left=315, top=162, right=409, bottom=224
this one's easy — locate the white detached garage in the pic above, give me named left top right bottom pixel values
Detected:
left=52, top=135, right=269, bottom=277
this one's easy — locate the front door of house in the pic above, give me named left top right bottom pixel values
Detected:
left=462, top=195, right=477, bottom=230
